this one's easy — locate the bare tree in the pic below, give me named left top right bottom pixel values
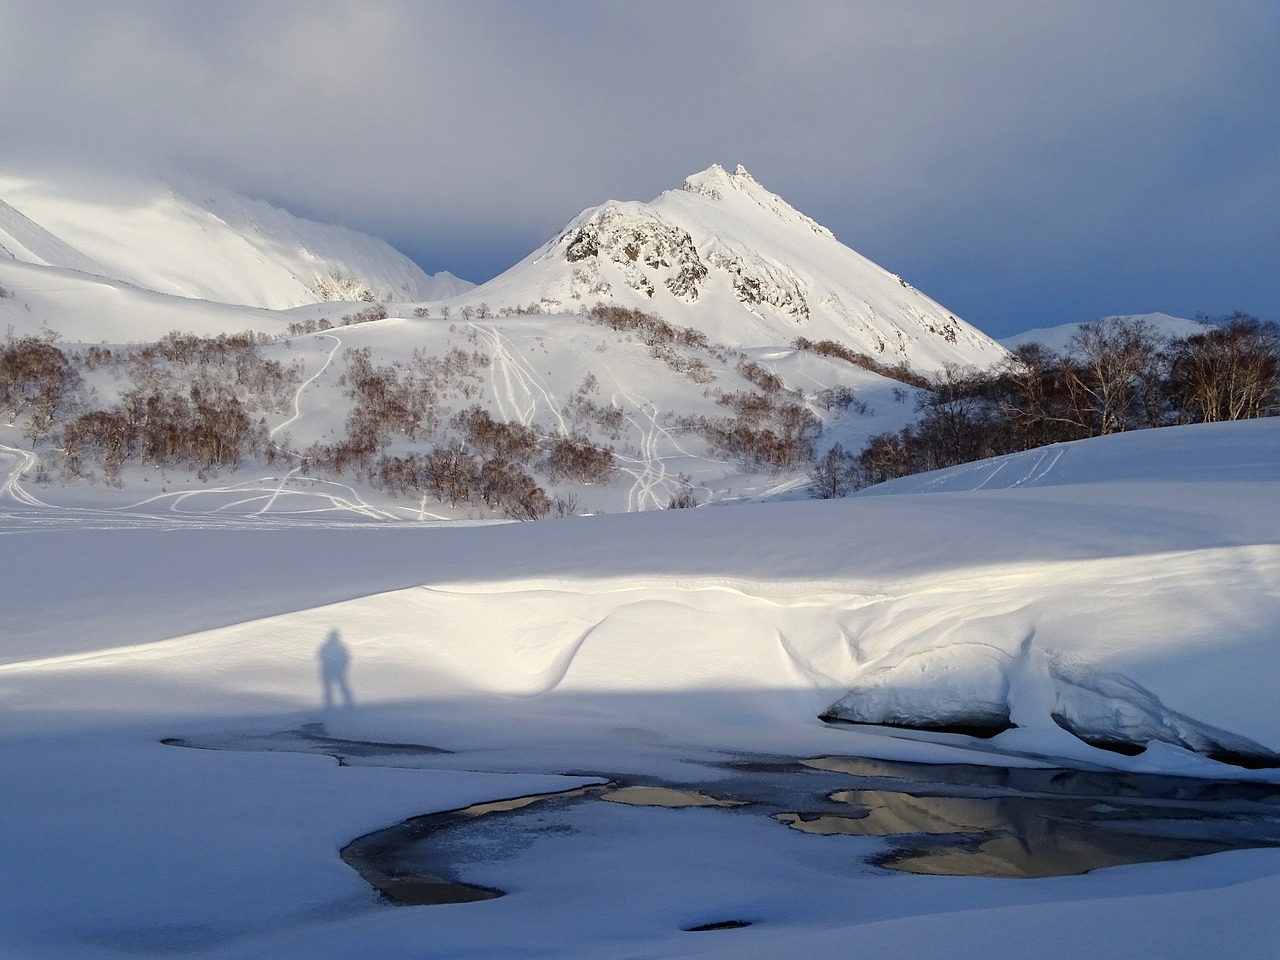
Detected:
left=1167, top=313, right=1280, bottom=423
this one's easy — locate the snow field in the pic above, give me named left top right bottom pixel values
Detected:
left=2, top=418, right=1280, bottom=958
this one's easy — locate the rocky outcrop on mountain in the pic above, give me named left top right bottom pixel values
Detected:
left=457, top=164, right=1007, bottom=373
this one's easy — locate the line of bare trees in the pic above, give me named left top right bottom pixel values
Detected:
left=832, top=313, right=1280, bottom=492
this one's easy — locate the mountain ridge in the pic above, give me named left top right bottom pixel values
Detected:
left=0, top=168, right=472, bottom=310
left=450, top=164, right=1006, bottom=373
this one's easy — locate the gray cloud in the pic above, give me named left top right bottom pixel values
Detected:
left=2, top=0, right=1277, bottom=334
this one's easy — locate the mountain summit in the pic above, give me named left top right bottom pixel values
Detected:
left=461, top=164, right=1005, bottom=372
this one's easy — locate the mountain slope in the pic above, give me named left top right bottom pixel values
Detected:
left=1000, top=313, right=1211, bottom=352
left=456, top=164, right=1006, bottom=372
left=0, top=168, right=472, bottom=309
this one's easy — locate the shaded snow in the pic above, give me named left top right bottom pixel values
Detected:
left=2, top=417, right=1279, bottom=958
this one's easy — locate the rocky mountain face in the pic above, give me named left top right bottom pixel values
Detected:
left=461, top=164, right=1006, bottom=373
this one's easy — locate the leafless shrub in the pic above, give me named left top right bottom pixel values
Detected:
left=452, top=406, right=539, bottom=463
left=544, top=433, right=616, bottom=483
left=793, top=337, right=930, bottom=388
left=666, top=472, right=700, bottom=509
left=0, top=337, right=77, bottom=439
left=809, top=443, right=858, bottom=498
left=423, top=444, right=479, bottom=506
left=63, top=410, right=134, bottom=479
left=563, top=373, right=625, bottom=438
left=681, top=395, right=820, bottom=472
left=341, top=304, right=388, bottom=326
left=476, top=456, right=550, bottom=520
left=737, top=359, right=784, bottom=395
left=551, top=493, right=581, bottom=518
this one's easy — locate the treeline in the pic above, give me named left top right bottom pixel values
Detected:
left=585, top=303, right=719, bottom=383
left=3, top=332, right=297, bottom=481
left=824, top=314, right=1280, bottom=493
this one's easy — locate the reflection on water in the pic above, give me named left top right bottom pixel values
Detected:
left=775, top=789, right=1239, bottom=878
left=348, top=754, right=1280, bottom=899
left=341, top=784, right=610, bottom=905
left=164, top=730, right=1280, bottom=901
left=603, top=786, right=746, bottom=808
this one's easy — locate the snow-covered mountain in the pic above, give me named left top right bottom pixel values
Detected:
left=456, top=164, right=1006, bottom=372
left=0, top=168, right=472, bottom=308
left=1000, top=312, right=1210, bottom=352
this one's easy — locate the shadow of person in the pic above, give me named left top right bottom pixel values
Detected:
left=318, top=628, right=355, bottom=709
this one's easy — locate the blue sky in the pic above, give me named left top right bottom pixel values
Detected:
left=2, top=0, right=1277, bottom=337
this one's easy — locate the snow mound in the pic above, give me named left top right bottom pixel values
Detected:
left=859, top=418, right=1280, bottom=496
left=1047, top=657, right=1279, bottom=767
left=824, top=641, right=1280, bottom=769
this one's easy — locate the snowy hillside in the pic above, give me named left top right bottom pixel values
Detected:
left=1, top=417, right=1279, bottom=958
left=0, top=306, right=918, bottom=520
left=1000, top=312, right=1210, bottom=352
left=0, top=168, right=471, bottom=308
left=453, top=164, right=1007, bottom=372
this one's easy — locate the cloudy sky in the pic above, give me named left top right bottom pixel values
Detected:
left=2, top=0, right=1276, bottom=337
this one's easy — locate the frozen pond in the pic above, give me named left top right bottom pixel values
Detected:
left=166, top=728, right=1280, bottom=904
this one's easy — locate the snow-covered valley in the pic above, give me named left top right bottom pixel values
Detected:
left=1, top=164, right=1278, bottom=959
left=3, top=416, right=1280, bottom=958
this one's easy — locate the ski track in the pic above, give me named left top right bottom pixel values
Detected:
left=270, top=333, right=342, bottom=440
left=0, top=443, right=49, bottom=508
left=613, top=391, right=670, bottom=511
left=1018, top=444, right=1065, bottom=486
left=473, top=322, right=568, bottom=433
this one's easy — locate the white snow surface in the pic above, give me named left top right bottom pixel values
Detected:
left=0, top=167, right=471, bottom=308
left=999, top=312, right=1211, bottom=352
left=448, top=164, right=1007, bottom=372
left=2, top=416, right=1279, bottom=958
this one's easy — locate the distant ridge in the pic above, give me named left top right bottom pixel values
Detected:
left=0, top=168, right=472, bottom=309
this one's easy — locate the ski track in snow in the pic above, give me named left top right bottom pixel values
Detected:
left=1, top=329, right=412, bottom=526
left=613, top=391, right=671, bottom=511
left=473, top=322, right=568, bottom=434
left=903, top=443, right=1067, bottom=494
left=270, top=333, right=342, bottom=440
left=0, top=443, right=49, bottom=508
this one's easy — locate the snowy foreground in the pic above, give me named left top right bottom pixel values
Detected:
left=2, top=419, right=1279, bottom=958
